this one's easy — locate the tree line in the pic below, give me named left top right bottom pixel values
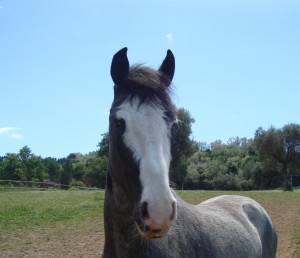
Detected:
left=171, top=110, right=300, bottom=191
left=1, top=108, right=300, bottom=190
left=0, top=146, right=107, bottom=189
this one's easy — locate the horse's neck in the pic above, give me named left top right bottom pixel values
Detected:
left=103, top=174, right=143, bottom=257
left=104, top=178, right=134, bottom=225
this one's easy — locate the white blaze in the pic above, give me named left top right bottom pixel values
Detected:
left=115, top=96, right=176, bottom=225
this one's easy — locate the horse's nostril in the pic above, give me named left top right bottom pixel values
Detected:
left=141, top=202, right=149, bottom=219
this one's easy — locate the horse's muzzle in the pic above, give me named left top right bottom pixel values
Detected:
left=136, top=222, right=169, bottom=239
left=136, top=201, right=176, bottom=239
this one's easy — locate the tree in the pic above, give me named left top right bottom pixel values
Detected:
left=170, top=108, right=199, bottom=188
left=60, top=154, right=76, bottom=189
left=0, top=153, right=25, bottom=181
left=97, top=133, right=109, bottom=157
left=172, top=108, right=199, bottom=158
left=185, top=152, right=210, bottom=189
left=13, top=146, right=47, bottom=182
left=44, top=157, right=62, bottom=182
left=212, top=173, right=238, bottom=190
left=18, top=146, right=33, bottom=180
left=27, top=156, right=47, bottom=182
left=185, top=137, right=259, bottom=190
left=72, top=163, right=86, bottom=181
left=252, top=159, right=283, bottom=189
left=255, top=123, right=300, bottom=190
left=84, top=156, right=108, bottom=188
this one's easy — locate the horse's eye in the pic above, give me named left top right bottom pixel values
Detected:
left=172, top=120, right=179, bottom=129
left=114, top=118, right=125, bottom=128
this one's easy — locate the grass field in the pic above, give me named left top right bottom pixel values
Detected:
left=0, top=191, right=104, bottom=231
left=0, top=190, right=299, bottom=258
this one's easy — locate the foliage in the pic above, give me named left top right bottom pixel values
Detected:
left=185, top=137, right=259, bottom=190
left=97, top=132, right=109, bottom=157
left=0, top=140, right=108, bottom=189
left=170, top=108, right=199, bottom=188
left=70, top=179, right=86, bottom=188
left=44, top=157, right=62, bottom=182
left=59, top=154, right=77, bottom=189
left=84, top=155, right=107, bottom=188
left=255, top=123, right=300, bottom=190
left=0, top=147, right=47, bottom=182
left=0, top=153, right=25, bottom=181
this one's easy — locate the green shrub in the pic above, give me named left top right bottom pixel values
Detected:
left=70, top=179, right=85, bottom=188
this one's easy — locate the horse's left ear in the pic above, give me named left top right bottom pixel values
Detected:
left=159, top=50, right=175, bottom=84
left=111, top=47, right=130, bottom=86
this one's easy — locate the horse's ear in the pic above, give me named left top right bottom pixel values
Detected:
left=110, top=47, right=129, bottom=86
left=159, top=49, right=175, bottom=84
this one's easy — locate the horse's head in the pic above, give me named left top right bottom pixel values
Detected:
left=108, top=48, right=177, bottom=239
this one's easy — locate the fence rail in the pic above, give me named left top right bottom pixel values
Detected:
left=0, top=180, right=102, bottom=191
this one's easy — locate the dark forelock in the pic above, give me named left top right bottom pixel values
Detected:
left=113, top=65, right=176, bottom=116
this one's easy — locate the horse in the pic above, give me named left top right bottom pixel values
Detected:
left=101, top=47, right=277, bottom=258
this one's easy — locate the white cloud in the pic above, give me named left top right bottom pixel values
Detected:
left=104, top=112, right=110, bottom=115
left=0, top=127, right=23, bottom=140
left=0, top=127, right=19, bottom=134
left=166, top=33, right=173, bottom=43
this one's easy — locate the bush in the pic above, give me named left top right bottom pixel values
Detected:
left=212, top=174, right=239, bottom=190
left=70, top=180, right=86, bottom=188
left=237, top=179, right=254, bottom=190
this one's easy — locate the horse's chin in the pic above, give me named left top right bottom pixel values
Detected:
left=135, top=222, right=169, bottom=239
left=141, top=231, right=168, bottom=239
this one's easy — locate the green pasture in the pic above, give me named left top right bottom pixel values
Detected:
left=0, top=190, right=104, bottom=231
left=0, top=190, right=299, bottom=257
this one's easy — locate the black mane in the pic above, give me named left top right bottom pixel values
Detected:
left=113, top=64, right=176, bottom=116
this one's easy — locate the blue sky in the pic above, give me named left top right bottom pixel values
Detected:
left=1, top=0, right=299, bottom=158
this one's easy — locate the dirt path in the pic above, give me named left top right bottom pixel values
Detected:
left=0, top=220, right=104, bottom=258
left=261, top=198, right=299, bottom=258
left=1, top=199, right=298, bottom=258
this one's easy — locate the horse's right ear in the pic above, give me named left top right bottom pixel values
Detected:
left=110, top=47, right=129, bottom=86
left=159, top=49, right=175, bottom=83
